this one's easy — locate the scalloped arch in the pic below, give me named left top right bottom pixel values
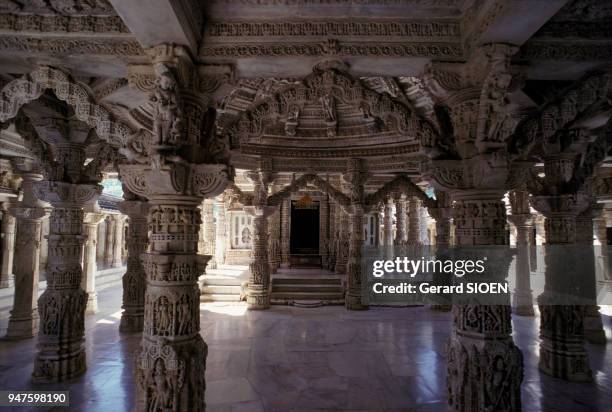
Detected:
left=0, top=66, right=133, bottom=147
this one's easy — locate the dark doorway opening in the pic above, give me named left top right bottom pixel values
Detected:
left=290, top=199, right=320, bottom=255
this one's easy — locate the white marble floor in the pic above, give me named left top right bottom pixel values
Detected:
left=0, top=283, right=611, bottom=411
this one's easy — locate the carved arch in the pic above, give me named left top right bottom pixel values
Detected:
left=0, top=66, right=134, bottom=148
left=510, top=73, right=612, bottom=159
left=266, top=174, right=350, bottom=208
left=365, top=175, right=435, bottom=209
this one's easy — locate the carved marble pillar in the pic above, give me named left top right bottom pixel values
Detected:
left=328, top=201, right=337, bottom=270
left=508, top=191, right=535, bottom=317
left=320, top=195, right=329, bottom=268
left=280, top=198, right=291, bottom=268
left=6, top=163, right=49, bottom=339
left=0, top=203, right=16, bottom=288
left=593, top=215, right=610, bottom=283
left=82, top=211, right=105, bottom=314
left=32, top=180, right=101, bottom=382
left=446, top=191, right=523, bottom=412
left=267, top=204, right=281, bottom=274
left=531, top=192, right=592, bottom=382
left=214, top=197, right=227, bottom=267
left=576, top=207, right=606, bottom=345
left=427, top=190, right=452, bottom=311
left=407, top=197, right=421, bottom=245
left=118, top=200, right=148, bottom=333
left=202, top=200, right=216, bottom=269
left=104, top=216, right=115, bottom=268
left=394, top=193, right=407, bottom=245
left=334, top=204, right=349, bottom=274
left=383, top=197, right=394, bottom=248
left=112, top=214, right=126, bottom=268
left=245, top=166, right=275, bottom=310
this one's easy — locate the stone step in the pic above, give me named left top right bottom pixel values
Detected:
left=200, top=294, right=242, bottom=302
left=201, top=276, right=244, bottom=286
left=201, top=285, right=242, bottom=295
left=272, top=277, right=342, bottom=285
left=271, top=284, right=343, bottom=293
left=270, top=292, right=344, bottom=301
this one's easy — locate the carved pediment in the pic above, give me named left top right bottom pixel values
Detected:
left=227, top=62, right=437, bottom=159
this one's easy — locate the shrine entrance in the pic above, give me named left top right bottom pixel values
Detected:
left=290, top=196, right=321, bottom=267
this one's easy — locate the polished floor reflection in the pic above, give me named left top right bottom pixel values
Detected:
left=0, top=283, right=611, bottom=412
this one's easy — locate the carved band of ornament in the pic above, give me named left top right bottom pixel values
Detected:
left=9, top=206, right=48, bottom=220
left=200, top=41, right=463, bottom=59
left=0, top=36, right=144, bottom=56
left=0, top=14, right=129, bottom=34
left=0, top=66, right=134, bottom=148
left=530, top=193, right=589, bottom=215
left=206, top=21, right=461, bottom=38
left=518, top=42, right=612, bottom=61
left=33, top=181, right=101, bottom=205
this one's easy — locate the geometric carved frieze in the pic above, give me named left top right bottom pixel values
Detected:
left=0, top=37, right=143, bottom=56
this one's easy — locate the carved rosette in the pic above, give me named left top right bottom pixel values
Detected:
left=31, top=181, right=101, bottom=383
left=118, top=200, right=149, bottom=333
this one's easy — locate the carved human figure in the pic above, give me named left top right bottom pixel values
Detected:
left=151, top=63, right=181, bottom=146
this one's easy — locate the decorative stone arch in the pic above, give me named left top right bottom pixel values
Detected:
left=0, top=66, right=134, bottom=148
left=365, top=175, right=435, bottom=210
left=226, top=61, right=439, bottom=158
left=267, top=174, right=350, bottom=208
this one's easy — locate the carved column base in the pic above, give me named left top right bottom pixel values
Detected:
left=32, top=289, right=88, bottom=383
left=84, top=293, right=98, bottom=314
left=247, top=286, right=270, bottom=310
left=584, top=305, right=606, bottom=344
left=538, top=305, right=593, bottom=382
left=447, top=334, right=523, bottom=412
left=512, top=289, right=535, bottom=317
left=6, top=310, right=39, bottom=339
left=120, top=313, right=144, bottom=333
left=136, top=336, right=207, bottom=412
left=0, top=277, right=13, bottom=288
left=345, top=291, right=367, bottom=311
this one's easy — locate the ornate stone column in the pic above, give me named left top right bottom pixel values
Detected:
left=383, top=196, right=394, bottom=248
left=575, top=206, right=606, bottom=344
left=6, top=160, right=49, bottom=339
left=446, top=190, right=522, bottom=412
left=327, top=200, right=337, bottom=270
left=32, top=179, right=101, bottom=382
left=104, top=215, right=115, bottom=268
left=508, top=190, right=535, bottom=317
left=334, top=204, right=349, bottom=274
left=343, top=159, right=368, bottom=310
left=214, top=196, right=227, bottom=267
left=245, top=164, right=275, bottom=310
left=427, top=190, right=452, bottom=311
left=280, top=197, right=291, bottom=268
left=120, top=44, right=230, bottom=411
left=320, top=194, right=329, bottom=268
left=594, top=214, right=610, bottom=283
left=202, top=199, right=216, bottom=269
left=407, top=197, right=421, bottom=245
left=394, top=193, right=407, bottom=245
left=0, top=203, right=16, bottom=288
left=267, top=205, right=281, bottom=274
left=118, top=198, right=149, bottom=333
left=82, top=210, right=105, bottom=314
left=112, top=214, right=126, bottom=268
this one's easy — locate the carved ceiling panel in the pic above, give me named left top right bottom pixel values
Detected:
left=0, top=0, right=116, bottom=16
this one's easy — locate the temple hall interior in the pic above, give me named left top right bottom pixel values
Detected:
left=0, top=0, right=611, bottom=411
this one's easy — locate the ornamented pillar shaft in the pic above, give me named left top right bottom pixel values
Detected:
left=343, top=159, right=368, bottom=310
left=32, top=180, right=101, bottom=382
left=394, top=194, right=407, bottom=245
left=446, top=191, right=523, bottom=412
left=121, top=44, right=230, bottom=411
left=407, top=197, right=421, bottom=245
left=118, top=199, right=149, bottom=333
left=508, top=191, right=535, bottom=317
left=334, top=206, right=349, bottom=274
left=320, top=195, right=329, bottom=268
left=245, top=165, right=275, bottom=310
left=427, top=190, right=452, bottom=312
left=531, top=152, right=593, bottom=382
left=328, top=201, right=337, bottom=270
left=0, top=203, right=16, bottom=288
left=594, top=215, right=610, bottom=283
left=267, top=206, right=280, bottom=274
left=104, top=216, right=115, bottom=267
left=202, top=200, right=216, bottom=269
left=280, top=198, right=291, bottom=268
left=82, top=211, right=105, bottom=314
left=7, top=163, right=49, bottom=339
left=214, top=197, right=227, bottom=267
left=576, top=207, right=606, bottom=345
left=383, top=197, right=394, bottom=248
left=112, top=215, right=126, bottom=268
